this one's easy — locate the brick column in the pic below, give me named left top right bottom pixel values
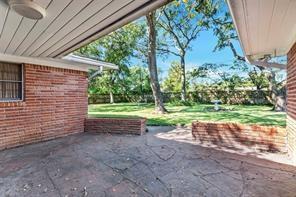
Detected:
left=287, top=42, right=296, bottom=162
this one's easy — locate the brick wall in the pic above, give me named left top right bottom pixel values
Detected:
left=192, top=121, right=287, bottom=152
left=287, top=42, right=296, bottom=161
left=0, top=64, right=88, bottom=150
left=85, top=118, right=147, bottom=135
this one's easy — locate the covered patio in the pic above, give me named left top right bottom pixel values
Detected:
left=0, top=0, right=169, bottom=150
left=1, top=0, right=296, bottom=196
left=1, top=127, right=296, bottom=196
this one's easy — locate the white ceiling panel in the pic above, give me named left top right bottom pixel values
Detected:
left=244, top=0, right=259, bottom=55
left=43, top=0, right=151, bottom=58
left=263, top=0, right=287, bottom=56
left=0, top=0, right=169, bottom=59
left=4, top=0, right=52, bottom=54
left=257, top=0, right=274, bottom=55
left=22, top=0, right=94, bottom=56
left=228, top=0, right=296, bottom=60
left=14, top=0, right=73, bottom=55
left=33, top=0, right=118, bottom=57
left=0, top=8, right=23, bottom=53
left=281, top=0, right=296, bottom=51
left=0, top=1, right=9, bottom=39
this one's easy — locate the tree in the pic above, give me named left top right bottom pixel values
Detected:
left=195, top=0, right=287, bottom=111
left=248, top=67, right=269, bottom=91
left=126, top=66, right=151, bottom=100
left=75, top=23, right=145, bottom=103
left=162, top=61, right=189, bottom=92
left=146, top=12, right=167, bottom=113
left=157, top=0, right=207, bottom=101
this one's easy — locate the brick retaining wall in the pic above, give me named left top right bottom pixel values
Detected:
left=192, top=121, right=287, bottom=152
left=85, top=118, right=147, bottom=135
left=0, top=64, right=88, bottom=150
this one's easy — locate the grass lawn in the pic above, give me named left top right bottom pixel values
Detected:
left=88, top=103, right=286, bottom=127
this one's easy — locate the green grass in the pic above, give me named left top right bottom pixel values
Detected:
left=88, top=103, right=286, bottom=127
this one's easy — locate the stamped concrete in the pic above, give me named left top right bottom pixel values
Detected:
left=1, top=126, right=296, bottom=197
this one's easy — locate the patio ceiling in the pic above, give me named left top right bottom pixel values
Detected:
left=227, top=0, right=296, bottom=61
left=0, top=0, right=169, bottom=59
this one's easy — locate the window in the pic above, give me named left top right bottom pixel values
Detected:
left=0, top=62, right=23, bottom=101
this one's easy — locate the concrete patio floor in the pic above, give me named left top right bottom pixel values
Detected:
left=1, top=127, right=296, bottom=197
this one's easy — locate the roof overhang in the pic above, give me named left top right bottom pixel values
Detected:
left=0, top=0, right=170, bottom=71
left=227, top=0, right=296, bottom=62
left=62, top=54, right=118, bottom=70
left=0, top=53, right=117, bottom=72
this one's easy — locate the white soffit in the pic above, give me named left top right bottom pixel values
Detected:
left=0, top=53, right=116, bottom=72
left=227, top=0, right=296, bottom=61
left=0, top=0, right=169, bottom=59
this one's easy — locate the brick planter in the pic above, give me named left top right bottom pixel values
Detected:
left=85, top=118, right=147, bottom=135
left=192, top=121, right=287, bottom=152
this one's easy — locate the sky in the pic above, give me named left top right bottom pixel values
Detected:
left=158, top=29, right=242, bottom=69
left=154, top=26, right=286, bottom=82
left=102, top=1, right=286, bottom=82
left=152, top=1, right=244, bottom=78
left=155, top=28, right=245, bottom=80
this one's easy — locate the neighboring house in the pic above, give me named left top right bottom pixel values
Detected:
left=227, top=0, right=296, bottom=161
left=0, top=0, right=168, bottom=149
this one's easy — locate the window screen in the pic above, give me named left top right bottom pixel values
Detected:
left=0, top=62, right=23, bottom=101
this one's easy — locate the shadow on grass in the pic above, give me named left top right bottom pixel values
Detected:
left=89, top=112, right=286, bottom=127
left=88, top=103, right=286, bottom=127
left=149, top=112, right=286, bottom=127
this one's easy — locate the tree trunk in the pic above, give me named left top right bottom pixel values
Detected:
left=267, top=70, right=286, bottom=111
left=180, top=54, right=186, bottom=102
left=139, top=69, right=144, bottom=102
left=146, top=12, right=167, bottom=114
left=228, top=41, right=287, bottom=111
left=109, top=91, right=114, bottom=104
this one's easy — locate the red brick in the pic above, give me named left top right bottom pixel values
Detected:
left=85, top=118, right=146, bottom=135
left=287, top=42, right=296, bottom=161
left=0, top=64, right=88, bottom=150
left=192, top=121, right=287, bottom=152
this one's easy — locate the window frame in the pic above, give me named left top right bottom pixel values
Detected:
left=0, top=63, right=24, bottom=102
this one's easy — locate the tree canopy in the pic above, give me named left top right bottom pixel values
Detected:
left=76, top=0, right=286, bottom=111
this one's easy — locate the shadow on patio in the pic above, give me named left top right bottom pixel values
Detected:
left=191, top=122, right=287, bottom=154
left=0, top=126, right=295, bottom=196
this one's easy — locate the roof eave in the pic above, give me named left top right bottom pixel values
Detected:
left=227, top=0, right=294, bottom=61
left=226, top=0, right=248, bottom=59
left=226, top=0, right=287, bottom=69
left=62, top=54, right=118, bottom=70
left=0, top=53, right=116, bottom=72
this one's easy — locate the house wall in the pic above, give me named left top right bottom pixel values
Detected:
left=0, top=64, right=88, bottom=150
left=287, top=43, right=296, bottom=161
